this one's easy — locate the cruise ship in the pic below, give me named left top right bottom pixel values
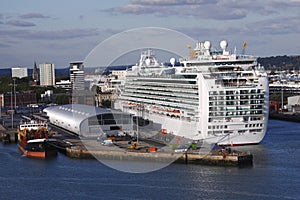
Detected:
left=114, top=40, right=269, bottom=145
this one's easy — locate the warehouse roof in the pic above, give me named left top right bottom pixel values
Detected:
left=44, top=104, right=116, bottom=122
left=43, top=104, right=128, bottom=136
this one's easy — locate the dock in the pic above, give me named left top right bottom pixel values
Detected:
left=0, top=120, right=253, bottom=167
left=66, top=147, right=252, bottom=167
left=0, top=124, right=18, bottom=144
left=62, top=138, right=253, bottom=167
left=47, top=124, right=253, bottom=167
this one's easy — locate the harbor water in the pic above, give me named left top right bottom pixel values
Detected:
left=0, top=119, right=299, bottom=200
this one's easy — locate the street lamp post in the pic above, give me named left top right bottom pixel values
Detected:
left=13, top=78, right=16, bottom=109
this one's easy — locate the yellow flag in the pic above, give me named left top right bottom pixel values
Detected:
left=243, top=42, right=247, bottom=49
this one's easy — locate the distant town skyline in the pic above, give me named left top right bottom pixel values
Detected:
left=0, top=0, right=300, bottom=68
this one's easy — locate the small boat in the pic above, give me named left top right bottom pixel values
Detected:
left=2, top=133, right=11, bottom=144
left=18, top=121, right=57, bottom=158
left=18, top=138, right=58, bottom=158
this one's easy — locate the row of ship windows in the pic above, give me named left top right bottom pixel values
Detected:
left=210, top=105, right=263, bottom=109
left=209, top=95, right=264, bottom=101
left=127, top=74, right=198, bottom=79
left=185, top=60, right=255, bottom=67
left=121, top=96, right=197, bottom=111
left=209, top=108, right=263, bottom=112
left=209, top=89, right=263, bottom=95
left=133, top=79, right=197, bottom=84
left=209, top=100, right=265, bottom=106
left=125, top=89, right=199, bottom=100
left=208, top=129, right=262, bottom=135
left=128, top=82, right=198, bottom=89
left=209, top=116, right=262, bottom=122
left=125, top=86, right=199, bottom=95
left=124, top=94, right=199, bottom=106
left=208, top=123, right=263, bottom=130
left=209, top=110, right=263, bottom=116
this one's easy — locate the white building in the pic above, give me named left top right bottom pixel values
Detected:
left=41, top=90, right=53, bottom=102
left=288, top=96, right=300, bottom=112
left=12, top=67, right=28, bottom=78
left=39, top=63, right=55, bottom=86
left=70, top=61, right=84, bottom=91
left=56, top=80, right=71, bottom=89
left=43, top=104, right=133, bottom=137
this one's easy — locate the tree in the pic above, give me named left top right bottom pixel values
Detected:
left=55, top=95, right=69, bottom=105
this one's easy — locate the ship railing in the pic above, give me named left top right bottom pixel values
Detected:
left=236, top=55, right=256, bottom=59
left=127, top=81, right=198, bottom=89
left=215, top=81, right=256, bottom=88
left=203, top=73, right=254, bottom=80
left=122, top=97, right=197, bottom=111
left=124, top=88, right=199, bottom=98
left=125, top=93, right=199, bottom=106
left=222, top=84, right=255, bottom=88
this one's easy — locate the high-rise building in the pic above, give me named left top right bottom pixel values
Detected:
left=12, top=67, right=28, bottom=78
left=70, top=61, right=84, bottom=91
left=39, top=63, right=55, bottom=86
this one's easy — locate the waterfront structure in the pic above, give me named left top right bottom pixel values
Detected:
left=269, top=80, right=300, bottom=94
left=95, top=91, right=118, bottom=107
left=287, top=96, right=300, bottom=112
left=269, top=100, right=281, bottom=112
left=43, top=104, right=132, bottom=137
left=41, top=90, right=53, bottom=102
left=39, top=63, right=55, bottom=86
left=70, top=91, right=95, bottom=106
left=56, top=80, right=71, bottom=89
left=11, top=67, right=28, bottom=78
left=115, top=41, right=269, bottom=145
left=70, top=61, right=84, bottom=91
left=0, top=91, right=37, bottom=108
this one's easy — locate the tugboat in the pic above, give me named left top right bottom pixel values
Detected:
left=18, top=121, right=57, bottom=158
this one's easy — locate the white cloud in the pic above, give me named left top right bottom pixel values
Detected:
left=6, top=20, right=36, bottom=27
left=0, top=28, right=101, bottom=40
left=107, top=0, right=300, bottom=20
left=19, top=13, right=50, bottom=19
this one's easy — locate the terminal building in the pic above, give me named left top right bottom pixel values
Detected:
left=43, top=104, right=133, bottom=138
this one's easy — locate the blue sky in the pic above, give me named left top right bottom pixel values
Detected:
left=0, top=0, right=300, bottom=68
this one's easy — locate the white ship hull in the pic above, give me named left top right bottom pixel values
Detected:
left=115, top=42, right=269, bottom=145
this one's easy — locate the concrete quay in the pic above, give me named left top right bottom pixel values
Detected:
left=0, top=119, right=252, bottom=167
left=0, top=124, right=18, bottom=144
left=64, top=139, right=253, bottom=167
left=269, top=112, right=300, bottom=123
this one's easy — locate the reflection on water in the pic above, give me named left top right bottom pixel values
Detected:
left=0, top=119, right=299, bottom=200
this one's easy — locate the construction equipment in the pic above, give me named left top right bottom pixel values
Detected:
left=130, top=141, right=138, bottom=150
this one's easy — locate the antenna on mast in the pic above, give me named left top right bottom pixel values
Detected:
left=242, top=41, right=247, bottom=55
